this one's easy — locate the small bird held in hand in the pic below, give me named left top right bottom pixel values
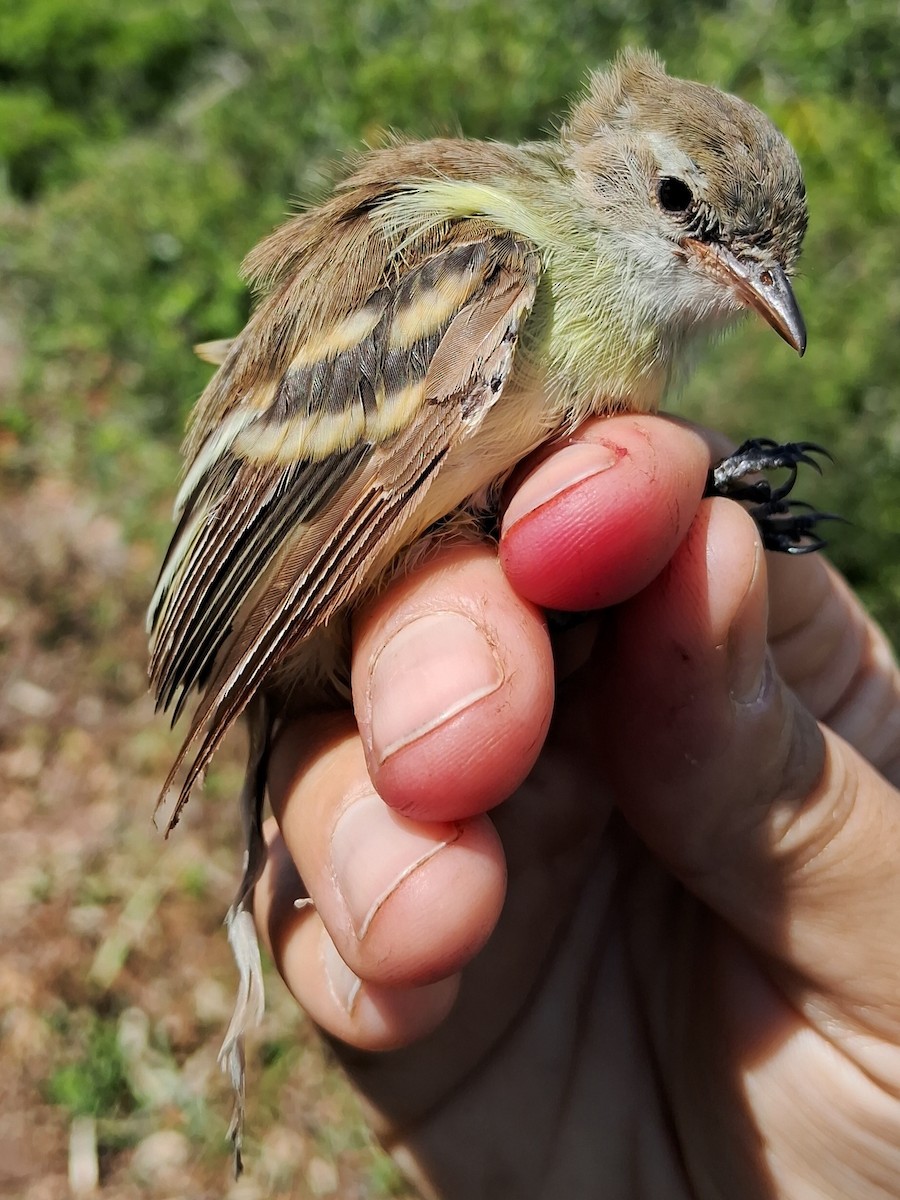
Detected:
left=148, top=48, right=816, bottom=1163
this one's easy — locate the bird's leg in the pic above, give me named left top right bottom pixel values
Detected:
left=706, top=438, right=842, bottom=555
left=219, top=697, right=271, bottom=1177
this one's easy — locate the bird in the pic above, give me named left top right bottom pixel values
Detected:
left=147, top=47, right=813, bottom=1163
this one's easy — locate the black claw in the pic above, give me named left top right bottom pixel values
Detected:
left=706, top=437, right=838, bottom=556
left=784, top=537, right=827, bottom=555
left=748, top=502, right=846, bottom=554
left=797, top=442, right=833, bottom=464
left=768, top=469, right=800, bottom=504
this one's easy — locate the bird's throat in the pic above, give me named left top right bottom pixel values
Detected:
left=523, top=248, right=674, bottom=420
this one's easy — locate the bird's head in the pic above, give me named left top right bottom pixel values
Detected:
left=562, top=49, right=808, bottom=354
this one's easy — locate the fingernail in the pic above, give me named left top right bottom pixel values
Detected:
left=369, top=611, right=503, bottom=763
left=501, top=440, right=620, bottom=534
left=321, top=933, right=362, bottom=1015
left=726, top=542, right=771, bottom=704
left=330, top=791, right=459, bottom=938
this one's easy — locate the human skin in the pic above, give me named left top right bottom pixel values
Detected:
left=253, top=412, right=900, bottom=1199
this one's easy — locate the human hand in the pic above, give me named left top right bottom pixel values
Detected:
left=254, top=412, right=900, bottom=1199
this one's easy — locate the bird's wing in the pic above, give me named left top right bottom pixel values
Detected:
left=149, top=201, right=541, bottom=826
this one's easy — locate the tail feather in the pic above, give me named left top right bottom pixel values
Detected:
left=216, top=698, right=271, bottom=1176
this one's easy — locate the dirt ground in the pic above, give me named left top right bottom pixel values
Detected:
left=0, top=474, right=414, bottom=1198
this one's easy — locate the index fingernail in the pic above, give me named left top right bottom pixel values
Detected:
left=330, top=791, right=458, bottom=938
left=501, top=441, right=620, bottom=535
left=368, top=611, right=504, bottom=763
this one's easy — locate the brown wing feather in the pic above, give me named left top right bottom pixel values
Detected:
left=160, top=413, right=457, bottom=822
left=150, top=447, right=369, bottom=720
left=150, top=191, right=540, bottom=826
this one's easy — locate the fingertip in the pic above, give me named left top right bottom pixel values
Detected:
left=499, top=413, right=710, bottom=611
left=352, top=545, right=554, bottom=821
left=265, top=725, right=508, bottom=988
left=262, top=895, right=462, bottom=1049
left=326, top=798, right=507, bottom=987
left=255, top=818, right=468, bottom=1050
left=313, top=929, right=462, bottom=1051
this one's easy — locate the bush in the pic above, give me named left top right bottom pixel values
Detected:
left=2, top=0, right=898, bottom=632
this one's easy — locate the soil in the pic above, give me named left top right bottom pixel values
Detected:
left=0, top=474, right=413, bottom=1198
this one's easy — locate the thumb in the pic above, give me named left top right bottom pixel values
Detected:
left=599, top=498, right=900, bottom=1028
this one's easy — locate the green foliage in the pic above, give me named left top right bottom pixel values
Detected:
left=0, top=0, right=234, bottom=196
left=2, top=0, right=898, bottom=633
left=45, top=1013, right=135, bottom=1118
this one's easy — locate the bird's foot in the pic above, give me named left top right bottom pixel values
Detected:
left=706, top=438, right=841, bottom=555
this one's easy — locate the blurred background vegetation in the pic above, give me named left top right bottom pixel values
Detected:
left=1, top=0, right=898, bottom=1196
left=2, top=0, right=899, bottom=627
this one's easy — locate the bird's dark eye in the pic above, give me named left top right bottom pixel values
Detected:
left=657, top=176, right=694, bottom=214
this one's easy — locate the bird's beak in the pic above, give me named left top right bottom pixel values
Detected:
left=684, top=240, right=807, bottom=356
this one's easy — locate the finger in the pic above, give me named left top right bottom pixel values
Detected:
left=352, top=544, right=554, bottom=821
left=766, top=552, right=900, bottom=784
left=665, top=418, right=900, bottom=774
left=601, top=498, right=900, bottom=1028
left=500, top=412, right=711, bottom=611
left=351, top=414, right=711, bottom=823
left=265, top=714, right=506, bottom=991
left=254, top=817, right=461, bottom=1050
